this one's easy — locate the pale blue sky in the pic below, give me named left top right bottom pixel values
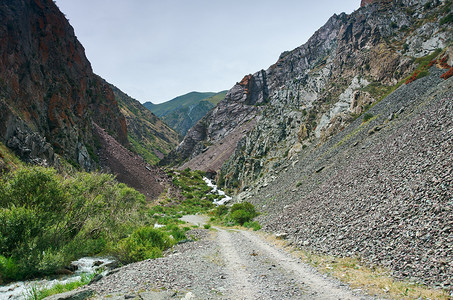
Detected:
left=55, top=1, right=359, bottom=103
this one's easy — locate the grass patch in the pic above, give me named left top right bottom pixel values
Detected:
left=362, top=113, right=374, bottom=123
left=25, top=273, right=95, bottom=300
left=0, top=142, right=23, bottom=173
left=405, top=49, right=443, bottom=85
left=360, top=82, right=395, bottom=101
left=128, top=135, right=160, bottom=165
left=243, top=221, right=262, bottom=231
left=439, top=13, right=453, bottom=25
left=152, top=169, right=216, bottom=217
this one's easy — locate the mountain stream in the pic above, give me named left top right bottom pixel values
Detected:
left=0, top=257, right=115, bottom=300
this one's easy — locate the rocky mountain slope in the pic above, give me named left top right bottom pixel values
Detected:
left=0, top=0, right=128, bottom=170
left=169, top=0, right=452, bottom=180
left=246, top=68, right=452, bottom=289
left=110, top=84, right=179, bottom=164
left=164, top=0, right=453, bottom=289
left=144, top=91, right=227, bottom=136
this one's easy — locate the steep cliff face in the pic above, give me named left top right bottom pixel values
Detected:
left=0, top=0, right=128, bottom=169
left=172, top=0, right=452, bottom=189
left=162, top=70, right=268, bottom=168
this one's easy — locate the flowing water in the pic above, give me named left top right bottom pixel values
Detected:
left=0, top=257, right=115, bottom=300
left=203, top=177, right=232, bottom=205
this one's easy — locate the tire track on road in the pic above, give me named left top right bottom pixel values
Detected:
left=217, top=228, right=257, bottom=300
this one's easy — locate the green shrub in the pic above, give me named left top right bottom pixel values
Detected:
left=439, top=13, right=453, bottom=25
left=244, top=221, right=262, bottom=231
left=215, top=205, right=228, bottom=217
left=203, top=224, right=211, bottom=229
left=229, top=202, right=259, bottom=225
left=0, top=255, right=19, bottom=281
left=0, top=166, right=148, bottom=281
left=362, top=113, right=374, bottom=122
left=167, top=224, right=187, bottom=241
left=230, top=210, right=251, bottom=225
left=114, top=227, right=174, bottom=264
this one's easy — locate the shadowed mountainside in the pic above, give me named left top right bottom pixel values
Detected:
left=0, top=0, right=128, bottom=170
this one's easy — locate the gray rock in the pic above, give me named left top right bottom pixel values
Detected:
left=43, top=289, right=94, bottom=300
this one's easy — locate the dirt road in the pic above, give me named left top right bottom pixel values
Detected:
left=88, top=215, right=375, bottom=299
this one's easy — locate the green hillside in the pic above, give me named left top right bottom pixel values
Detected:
left=144, top=92, right=217, bottom=117
left=205, top=91, right=227, bottom=105
left=144, top=91, right=227, bottom=136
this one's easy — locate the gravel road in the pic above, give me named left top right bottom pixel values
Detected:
left=87, top=215, right=376, bottom=300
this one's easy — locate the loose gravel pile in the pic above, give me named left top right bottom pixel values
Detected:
left=249, top=71, right=452, bottom=289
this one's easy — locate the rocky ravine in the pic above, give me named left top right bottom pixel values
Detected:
left=241, top=69, right=452, bottom=288
left=161, top=0, right=453, bottom=290
left=69, top=216, right=377, bottom=300
left=94, top=123, right=178, bottom=202
left=110, top=82, right=180, bottom=165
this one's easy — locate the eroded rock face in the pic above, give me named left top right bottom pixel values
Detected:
left=0, top=99, right=56, bottom=166
left=163, top=71, right=268, bottom=166
left=0, top=0, right=128, bottom=169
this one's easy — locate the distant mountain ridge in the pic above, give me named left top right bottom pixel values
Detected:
left=144, top=91, right=227, bottom=136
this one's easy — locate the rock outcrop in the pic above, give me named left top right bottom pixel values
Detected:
left=0, top=0, right=128, bottom=169
left=162, top=70, right=268, bottom=169
left=361, top=0, right=393, bottom=7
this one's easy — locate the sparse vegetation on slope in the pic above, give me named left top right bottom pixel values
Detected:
left=111, top=84, right=179, bottom=165
left=265, top=234, right=451, bottom=300
left=0, top=142, right=22, bottom=174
